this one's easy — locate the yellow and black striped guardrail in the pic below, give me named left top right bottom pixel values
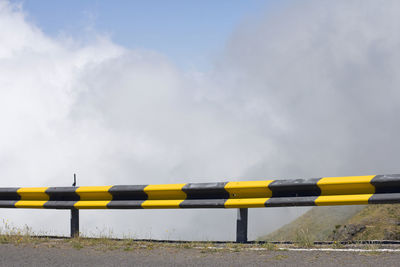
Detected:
left=1, top=174, right=399, bottom=210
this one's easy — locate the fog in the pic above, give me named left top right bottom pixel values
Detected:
left=0, top=0, right=399, bottom=240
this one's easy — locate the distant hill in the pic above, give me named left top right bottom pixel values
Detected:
left=258, top=204, right=400, bottom=241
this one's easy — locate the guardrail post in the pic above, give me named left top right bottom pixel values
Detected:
left=70, top=208, right=79, bottom=238
left=236, top=208, right=248, bottom=243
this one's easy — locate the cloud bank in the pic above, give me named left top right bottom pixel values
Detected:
left=0, top=0, right=400, bottom=240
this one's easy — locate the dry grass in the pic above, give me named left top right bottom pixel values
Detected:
left=294, top=228, right=314, bottom=248
left=0, top=219, right=46, bottom=245
left=260, top=204, right=400, bottom=243
left=259, top=205, right=365, bottom=242
left=346, top=204, right=400, bottom=240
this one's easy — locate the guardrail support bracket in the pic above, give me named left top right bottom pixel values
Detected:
left=70, top=208, right=79, bottom=238
left=236, top=208, right=248, bottom=243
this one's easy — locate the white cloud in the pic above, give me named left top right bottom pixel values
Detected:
left=0, top=0, right=400, bottom=240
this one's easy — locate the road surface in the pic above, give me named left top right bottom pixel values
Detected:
left=0, top=242, right=400, bottom=266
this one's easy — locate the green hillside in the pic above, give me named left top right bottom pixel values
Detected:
left=259, top=204, right=400, bottom=241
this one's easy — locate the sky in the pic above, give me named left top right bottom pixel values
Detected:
left=17, top=0, right=274, bottom=70
left=1, top=0, right=400, bottom=241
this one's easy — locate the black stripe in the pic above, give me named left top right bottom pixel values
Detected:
left=0, top=188, right=20, bottom=201
left=107, top=200, right=145, bottom=209
left=180, top=199, right=226, bottom=208
left=180, top=182, right=229, bottom=208
left=107, top=185, right=148, bottom=209
left=0, top=200, right=19, bottom=208
left=181, top=182, right=229, bottom=199
left=43, top=201, right=77, bottom=209
left=370, top=174, right=400, bottom=193
left=268, top=178, right=321, bottom=197
left=265, top=196, right=317, bottom=207
left=369, top=193, right=400, bottom=204
left=108, top=185, right=148, bottom=200
left=44, top=187, right=80, bottom=209
left=45, top=187, right=80, bottom=201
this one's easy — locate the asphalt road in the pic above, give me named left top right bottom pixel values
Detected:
left=1, top=243, right=400, bottom=267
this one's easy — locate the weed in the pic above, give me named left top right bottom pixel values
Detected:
left=71, top=239, right=84, bottom=250
left=225, top=242, right=240, bottom=250
left=200, top=247, right=218, bottom=253
left=259, top=242, right=277, bottom=251
left=363, top=241, right=381, bottom=251
left=182, top=243, right=193, bottom=249
left=331, top=241, right=344, bottom=249
left=295, top=229, right=314, bottom=248
left=123, top=246, right=133, bottom=251
left=0, top=220, right=39, bottom=245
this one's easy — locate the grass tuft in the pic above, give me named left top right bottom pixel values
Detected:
left=295, top=229, right=314, bottom=248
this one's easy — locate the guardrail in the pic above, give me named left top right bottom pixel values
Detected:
left=1, top=174, right=399, bottom=242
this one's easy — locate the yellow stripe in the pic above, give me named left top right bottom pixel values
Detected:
left=74, top=201, right=110, bottom=209
left=15, top=187, right=49, bottom=208
left=75, top=186, right=113, bottom=200
left=224, top=198, right=270, bottom=208
left=141, top=200, right=185, bottom=209
left=143, top=184, right=186, bottom=200
left=315, top=176, right=375, bottom=205
left=14, top=201, right=48, bottom=208
left=16, top=187, right=49, bottom=200
left=224, top=181, right=273, bottom=208
left=317, top=176, right=375, bottom=195
left=142, top=184, right=186, bottom=209
left=225, top=181, right=273, bottom=198
left=315, top=194, right=372, bottom=206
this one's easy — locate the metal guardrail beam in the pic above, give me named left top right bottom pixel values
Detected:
left=1, top=174, right=399, bottom=209
left=1, top=174, right=400, bottom=240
